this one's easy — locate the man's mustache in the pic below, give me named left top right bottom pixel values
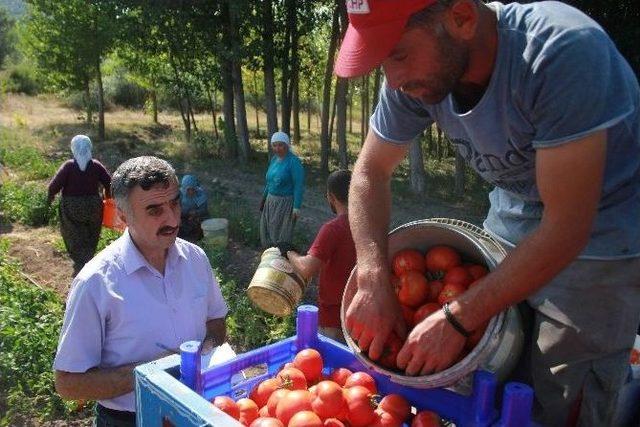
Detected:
left=157, top=226, right=178, bottom=235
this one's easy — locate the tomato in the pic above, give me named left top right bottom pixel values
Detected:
left=631, top=348, right=640, bottom=365
left=275, top=389, right=313, bottom=425
left=258, top=405, right=270, bottom=417
left=425, top=246, right=461, bottom=275
left=293, top=348, right=324, bottom=383
left=437, top=282, right=466, bottom=305
left=392, top=249, right=426, bottom=276
left=344, top=371, right=377, bottom=393
left=311, top=380, right=346, bottom=420
left=390, top=273, right=401, bottom=294
left=413, top=303, right=441, bottom=325
left=371, top=409, right=403, bottom=427
left=250, top=417, right=285, bottom=427
left=328, top=368, right=352, bottom=387
left=401, top=305, right=416, bottom=329
left=266, top=389, right=290, bottom=417
left=211, top=395, right=239, bottom=419
left=276, top=366, right=307, bottom=390
left=323, top=419, right=346, bottom=427
left=289, top=411, right=323, bottom=427
left=237, top=398, right=259, bottom=426
left=398, top=271, right=429, bottom=308
left=411, top=410, right=442, bottom=426
left=465, top=263, right=488, bottom=280
left=443, top=266, right=473, bottom=288
left=250, top=378, right=280, bottom=408
left=378, top=333, right=403, bottom=370
left=427, top=280, right=444, bottom=303
left=344, top=385, right=377, bottom=427
left=378, top=394, right=410, bottom=421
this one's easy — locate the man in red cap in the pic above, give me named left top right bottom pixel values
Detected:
left=338, top=0, right=640, bottom=425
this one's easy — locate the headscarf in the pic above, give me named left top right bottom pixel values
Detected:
left=180, top=174, right=208, bottom=212
left=70, top=135, right=92, bottom=171
left=271, top=131, right=293, bottom=153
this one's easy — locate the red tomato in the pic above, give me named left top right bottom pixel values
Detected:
left=390, top=273, right=401, bottom=294
left=258, top=406, right=270, bottom=417
left=211, top=395, right=239, bottom=419
left=344, top=386, right=377, bottom=427
left=378, top=394, right=410, bottom=421
left=344, top=371, right=377, bottom=393
left=250, top=417, right=285, bottom=427
left=266, top=389, right=290, bottom=417
left=311, top=380, right=346, bottom=420
left=466, top=264, right=489, bottom=280
left=443, top=266, right=473, bottom=288
left=392, top=249, right=426, bottom=276
left=293, top=348, right=324, bottom=383
left=401, top=305, right=416, bottom=329
left=413, top=303, right=441, bottom=325
left=371, top=409, right=403, bottom=427
left=323, top=419, right=346, bottom=427
left=237, top=398, right=259, bottom=426
left=250, top=378, right=280, bottom=408
left=328, top=368, right=352, bottom=387
left=276, top=367, right=307, bottom=390
left=378, top=333, right=403, bottom=370
left=289, top=411, right=323, bottom=427
left=412, top=410, right=442, bottom=427
left=275, top=389, right=313, bottom=425
left=631, top=348, right=640, bottom=365
left=425, top=246, right=461, bottom=274
left=398, top=271, right=429, bottom=308
left=427, top=280, right=444, bottom=303
left=437, top=282, right=466, bottom=305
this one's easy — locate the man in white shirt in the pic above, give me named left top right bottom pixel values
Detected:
left=53, top=156, right=228, bottom=426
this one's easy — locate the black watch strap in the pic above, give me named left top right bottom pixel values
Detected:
left=442, top=302, right=471, bottom=338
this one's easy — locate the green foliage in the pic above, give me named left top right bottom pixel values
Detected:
left=0, top=132, right=57, bottom=180
left=208, top=188, right=261, bottom=249
left=0, top=239, right=76, bottom=424
left=206, top=246, right=295, bottom=352
left=0, top=7, right=15, bottom=70
left=0, top=62, right=41, bottom=94
left=0, top=181, right=58, bottom=226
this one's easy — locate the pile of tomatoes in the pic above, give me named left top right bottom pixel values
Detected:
left=211, top=348, right=443, bottom=427
left=371, top=245, right=489, bottom=373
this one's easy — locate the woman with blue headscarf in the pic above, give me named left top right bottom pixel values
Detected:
left=48, top=135, right=112, bottom=275
left=260, top=131, right=305, bottom=248
left=178, top=174, right=209, bottom=242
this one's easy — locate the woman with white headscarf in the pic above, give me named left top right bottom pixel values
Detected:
left=48, top=135, right=112, bottom=275
left=259, top=131, right=305, bottom=248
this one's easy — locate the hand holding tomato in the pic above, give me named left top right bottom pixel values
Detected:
left=397, top=308, right=466, bottom=376
left=346, top=268, right=407, bottom=361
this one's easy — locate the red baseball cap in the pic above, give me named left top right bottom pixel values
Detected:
left=334, top=0, right=437, bottom=78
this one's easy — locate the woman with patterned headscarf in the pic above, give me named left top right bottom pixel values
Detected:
left=259, top=131, right=305, bottom=248
left=48, top=135, right=112, bottom=275
left=178, top=174, right=210, bottom=242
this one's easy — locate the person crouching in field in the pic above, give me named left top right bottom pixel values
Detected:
left=47, top=135, right=111, bottom=275
left=284, top=170, right=356, bottom=343
left=178, top=174, right=209, bottom=242
left=53, top=156, right=228, bottom=426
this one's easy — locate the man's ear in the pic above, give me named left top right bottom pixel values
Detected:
left=445, top=0, right=479, bottom=41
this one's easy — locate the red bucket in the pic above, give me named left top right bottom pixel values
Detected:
left=102, top=198, right=125, bottom=231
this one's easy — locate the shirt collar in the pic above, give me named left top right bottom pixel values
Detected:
left=121, top=230, right=188, bottom=276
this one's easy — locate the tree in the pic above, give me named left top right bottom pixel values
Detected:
left=0, top=8, right=15, bottom=69
left=319, top=6, right=340, bottom=175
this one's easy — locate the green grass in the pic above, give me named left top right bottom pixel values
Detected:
left=0, top=181, right=59, bottom=226
left=0, top=127, right=59, bottom=181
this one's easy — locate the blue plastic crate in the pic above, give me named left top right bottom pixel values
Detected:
left=136, top=305, right=534, bottom=426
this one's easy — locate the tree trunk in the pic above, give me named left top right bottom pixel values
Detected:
left=280, top=0, right=296, bottom=135
left=150, top=89, right=158, bottom=124
left=252, top=70, right=261, bottom=138
left=348, top=92, right=353, bottom=134
left=84, top=78, right=93, bottom=124
left=206, top=88, right=219, bottom=140
left=329, top=90, right=337, bottom=143
left=262, top=0, right=278, bottom=147
left=336, top=78, right=349, bottom=169
left=178, top=98, right=192, bottom=143
left=409, top=139, right=427, bottom=195
left=306, top=96, right=311, bottom=133
left=292, top=74, right=301, bottom=143
left=320, top=7, right=340, bottom=175
left=455, top=151, right=465, bottom=196
left=372, top=67, right=381, bottom=115
left=222, top=58, right=236, bottom=157
left=96, top=58, right=105, bottom=141
left=187, top=93, right=198, bottom=133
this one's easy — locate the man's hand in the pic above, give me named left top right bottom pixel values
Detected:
left=346, top=268, right=407, bottom=361
left=397, top=309, right=466, bottom=376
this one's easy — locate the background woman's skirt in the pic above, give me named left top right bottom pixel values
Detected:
left=260, top=194, right=294, bottom=248
left=59, top=195, right=103, bottom=275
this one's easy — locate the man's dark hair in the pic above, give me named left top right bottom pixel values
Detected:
left=327, top=169, right=351, bottom=204
left=111, top=156, right=177, bottom=212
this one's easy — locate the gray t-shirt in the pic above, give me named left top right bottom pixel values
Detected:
left=371, top=1, right=640, bottom=259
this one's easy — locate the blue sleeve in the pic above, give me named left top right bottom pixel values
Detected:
left=291, top=156, right=305, bottom=209
left=369, top=79, right=433, bottom=144
left=263, top=158, right=273, bottom=198
left=524, top=27, right=636, bottom=147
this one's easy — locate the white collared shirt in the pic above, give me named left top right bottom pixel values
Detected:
left=53, top=230, right=228, bottom=411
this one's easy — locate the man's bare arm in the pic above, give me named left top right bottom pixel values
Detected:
left=287, top=251, right=322, bottom=280
left=55, top=364, right=136, bottom=401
